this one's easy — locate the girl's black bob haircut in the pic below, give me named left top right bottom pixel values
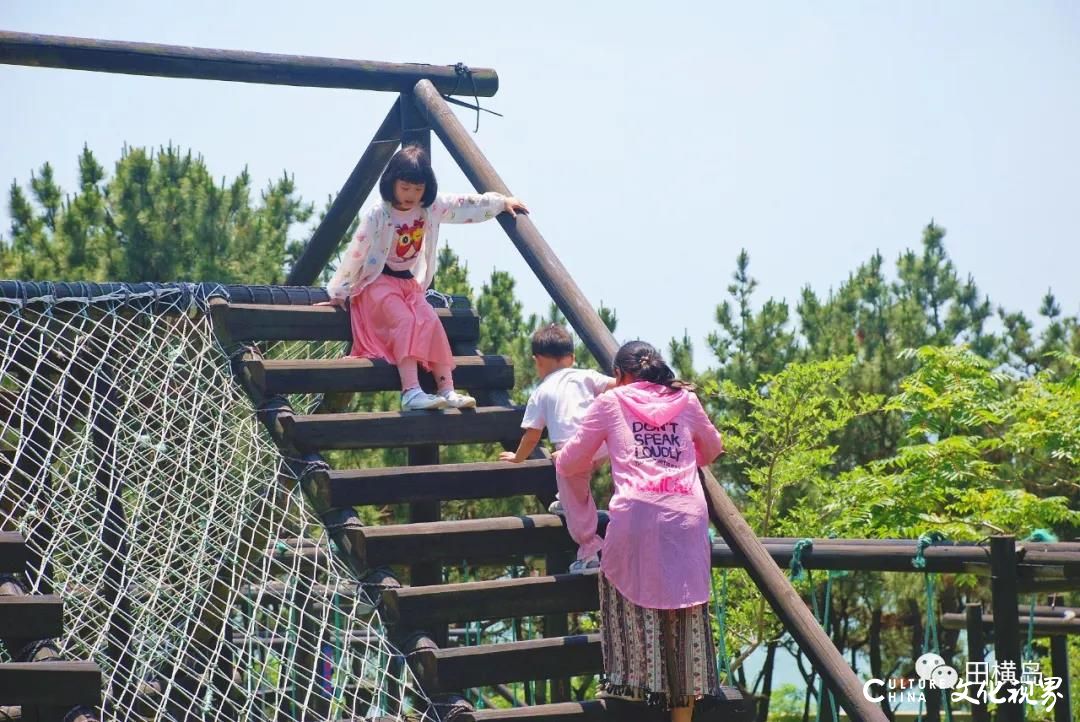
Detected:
left=379, top=144, right=438, bottom=207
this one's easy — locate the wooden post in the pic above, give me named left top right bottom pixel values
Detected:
left=1048, top=595, right=1071, bottom=722
left=414, top=77, right=886, bottom=722
left=544, top=548, right=572, bottom=703
left=286, top=100, right=402, bottom=286
left=408, top=445, right=446, bottom=649
left=411, top=79, right=620, bottom=371
left=965, top=603, right=991, bottom=722
left=990, top=536, right=1023, bottom=722
left=0, top=31, right=499, bottom=96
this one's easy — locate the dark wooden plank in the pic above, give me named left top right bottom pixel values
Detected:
left=0, top=31, right=498, bottom=96
left=383, top=572, right=597, bottom=627
left=318, top=458, right=554, bottom=507
left=464, top=693, right=753, bottom=721
left=417, top=634, right=602, bottom=693
left=0, top=596, right=64, bottom=639
left=282, top=406, right=524, bottom=452
left=246, top=355, right=513, bottom=395
left=221, top=302, right=479, bottom=344
left=0, top=661, right=102, bottom=704
left=352, top=514, right=608, bottom=569
left=0, top=533, right=26, bottom=573
left=287, top=100, right=402, bottom=285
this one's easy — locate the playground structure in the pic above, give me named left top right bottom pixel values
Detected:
left=0, top=29, right=1079, bottom=722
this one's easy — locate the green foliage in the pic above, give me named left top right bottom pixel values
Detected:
left=3, top=145, right=313, bottom=283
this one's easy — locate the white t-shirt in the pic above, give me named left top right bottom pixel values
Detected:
left=385, top=207, right=425, bottom=273
left=521, top=367, right=614, bottom=446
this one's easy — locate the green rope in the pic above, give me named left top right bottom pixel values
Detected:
left=1021, top=530, right=1056, bottom=663
left=713, top=568, right=730, bottom=684
left=790, top=538, right=814, bottom=582
left=912, top=530, right=947, bottom=570
left=808, top=569, right=839, bottom=722
left=1024, top=594, right=1038, bottom=662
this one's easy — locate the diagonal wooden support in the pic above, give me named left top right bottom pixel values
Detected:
left=411, top=77, right=888, bottom=722
left=286, top=99, right=403, bottom=286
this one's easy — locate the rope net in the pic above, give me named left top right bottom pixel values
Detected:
left=0, top=285, right=425, bottom=721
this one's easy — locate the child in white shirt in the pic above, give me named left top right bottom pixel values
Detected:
left=500, top=325, right=615, bottom=518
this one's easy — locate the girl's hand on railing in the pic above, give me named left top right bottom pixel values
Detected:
left=503, top=196, right=529, bottom=218
left=315, top=297, right=346, bottom=308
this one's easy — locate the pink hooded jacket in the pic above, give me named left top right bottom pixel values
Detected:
left=554, top=381, right=724, bottom=609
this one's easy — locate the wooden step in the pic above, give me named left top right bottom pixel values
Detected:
left=414, top=634, right=603, bottom=693
left=383, top=572, right=597, bottom=628
left=218, top=303, right=479, bottom=344
left=353, top=514, right=608, bottom=568
left=464, top=694, right=753, bottom=721
left=245, top=355, right=514, bottom=395
left=0, top=661, right=102, bottom=705
left=0, top=596, right=64, bottom=639
left=317, top=459, right=555, bottom=507
left=0, top=533, right=26, bottom=573
left=282, top=406, right=525, bottom=451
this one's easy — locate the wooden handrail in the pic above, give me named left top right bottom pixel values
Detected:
left=411, top=77, right=888, bottom=722
left=0, top=30, right=499, bottom=96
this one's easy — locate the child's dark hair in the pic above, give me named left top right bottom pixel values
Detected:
left=613, top=341, right=692, bottom=391
left=531, top=324, right=575, bottom=359
left=379, top=144, right=438, bottom=206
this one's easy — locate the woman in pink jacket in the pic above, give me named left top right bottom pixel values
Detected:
left=555, top=341, right=724, bottom=722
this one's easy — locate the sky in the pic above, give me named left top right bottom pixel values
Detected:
left=2, top=1, right=1078, bottom=371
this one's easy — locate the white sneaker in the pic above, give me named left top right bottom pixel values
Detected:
left=401, top=387, right=448, bottom=411
left=438, top=389, right=476, bottom=409
left=548, top=498, right=564, bottom=514
left=568, top=555, right=600, bottom=574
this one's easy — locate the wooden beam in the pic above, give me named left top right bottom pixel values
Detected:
left=411, top=79, right=618, bottom=370
left=219, top=302, right=479, bottom=344
left=943, top=612, right=1080, bottom=636
left=245, top=354, right=514, bottom=395
left=0, top=596, right=64, bottom=640
left=0, top=31, right=498, bottom=96
left=0, top=661, right=102, bottom=705
left=318, top=458, right=554, bottom=507
left=282, top=406, right=525, bottom=451
left=0, top=533, right=26, bottom=573
left=462, top=695, right=753, bottom=721
left=286, top=100, right=402, bottom=286
left=382, top=572, right=598, bottom=627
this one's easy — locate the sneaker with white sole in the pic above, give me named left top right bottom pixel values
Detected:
left=547, top=498, right=564, bottom=514
left=438, top=389, right=476, bottom=409
left=568, top=555, right=600, bottom=574
left=401, top=387, right=448, bottom=411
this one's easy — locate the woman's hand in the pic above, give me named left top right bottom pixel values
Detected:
left=315, top=297, right=346, bottom=308
left=503, top=196, right=529, bottom=218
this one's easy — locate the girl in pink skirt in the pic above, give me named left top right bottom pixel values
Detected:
left=325, top=145, right=527, bottom=410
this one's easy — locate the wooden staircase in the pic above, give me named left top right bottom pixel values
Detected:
left=0, top=532, right=102, bottom=721
left=216, top=296, right=753, bottom=722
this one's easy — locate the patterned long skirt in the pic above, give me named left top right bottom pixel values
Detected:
left=598, top=572, right=721, bottom=709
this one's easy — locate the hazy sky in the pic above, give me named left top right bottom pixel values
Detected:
left=2, top=1, right=1077, bottom=370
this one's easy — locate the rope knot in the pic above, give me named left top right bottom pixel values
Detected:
left=912, top=530, right=947, bottom=569
left=789, top=538, right=814, bottom=581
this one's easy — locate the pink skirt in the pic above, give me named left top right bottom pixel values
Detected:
left=348, top=274, right=455, bottom=370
